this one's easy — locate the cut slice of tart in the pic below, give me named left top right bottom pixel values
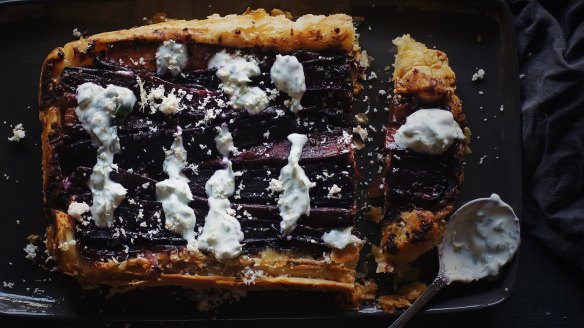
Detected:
left=40, top=9, right=363, bottom=295
left=376, top=35, right=470, bottom=274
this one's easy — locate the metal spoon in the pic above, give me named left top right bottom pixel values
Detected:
left=389, top=194, right=520, bottom=328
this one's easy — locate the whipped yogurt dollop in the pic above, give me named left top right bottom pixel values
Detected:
left=270, top=55, right=306, bottom=113
left=276, top=134, right=316, bottom=235
left=156, top=40, right=188, bottom=76
left=322, top=227, right=361, bottom=250
left=75, top=82, right=136, bottom=227
left=208, top=50, right=269, bottom=114
left=394, top=108, right=464, bottom=155
left=156, top=127, right=197, bottom=250
left=197, top=124, right=244, bottom=260
left=439, top=194, right=520, bottom=284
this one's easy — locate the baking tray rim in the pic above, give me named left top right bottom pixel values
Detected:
left=0, top=0, right=522, bottom=321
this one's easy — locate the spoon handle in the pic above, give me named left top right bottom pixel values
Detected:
left=389, top=273, right=449, bottom=328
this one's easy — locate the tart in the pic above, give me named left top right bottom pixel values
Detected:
left=40, top=9, right=363, bottom=294
left=376, top=34, right=469, bottom=274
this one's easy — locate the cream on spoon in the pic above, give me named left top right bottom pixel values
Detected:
left=390, top=194, right=520, bottom=328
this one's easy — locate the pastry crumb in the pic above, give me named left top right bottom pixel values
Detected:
left=378, top=281, right=427, bottom=314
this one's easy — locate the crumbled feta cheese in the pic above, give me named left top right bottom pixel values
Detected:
left=67, top=201, right=90, bottom=220
left=472, top=69, right=485, bottom=82
left=158, top=91, right=181, bottom=115
left=8, top=123, right=25, bottom=142
left=341, top=130, right=352, bottom=145
left=267, top=178, right=283, bottom=195
left=241, top=268, right=265, bottom=285
left=327, top=184, right=342, bottom=199
left=57, top=240, right=77, bottom=252
left=23, top=243, right=38, bottom=260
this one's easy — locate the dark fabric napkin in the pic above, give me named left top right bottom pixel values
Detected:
left=509, top=0, right=584, bottom=272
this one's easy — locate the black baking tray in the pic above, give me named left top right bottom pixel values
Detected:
left=0, top=0, right=521, bottom=321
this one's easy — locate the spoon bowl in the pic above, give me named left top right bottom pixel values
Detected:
left=389, top=194, right=520, bottom=328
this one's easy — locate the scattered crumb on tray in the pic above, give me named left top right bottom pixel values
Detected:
left=378, top=281, right=427, bottom=314
left=8, top=123, right=26, bottom=142
left=472, top=68, right=485, bottom=82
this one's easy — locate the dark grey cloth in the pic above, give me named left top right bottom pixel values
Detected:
left=510, top=0, right=584, bottom=271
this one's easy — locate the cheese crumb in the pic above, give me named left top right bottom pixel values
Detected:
left=472, top=69, right=485, bottom=82
left=2, top=281, right=15, bottom=289
left=23, top=243, right=38, bottom=260
left=139, top=84, right=185, bottom=115
left=241, top=268, right=265, bottom=285
left=67, top=201, right=90, bottom=220
left=158, top=91, right=181, bottom=115
left=57, top=240, right=77, bottom=252
left=327, top=184, right=342, bottom=199
left=8, top=123, right=26, bottom=142
left=267, top=178, right=283, bottom=195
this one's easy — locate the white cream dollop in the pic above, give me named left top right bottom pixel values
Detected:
left=394, top=108, right=464, bottom=155
left=156, top=127, right=197, bottom=250
left=214, top=124, right=236, bottom=158
left=156, top=40, right=188, bottom=76
left=275, top=134, right=316, bottom=235
left=322, top=227, right=361, bottom=250
left=75, top=82, right=136, bottom=227
left=208, top=50, right=269, bottom=115
left=439, top=194, right=520, bottom=284
left=270, top=55, right=306, bottom=113
left=197, top=125, right=244, bottom=260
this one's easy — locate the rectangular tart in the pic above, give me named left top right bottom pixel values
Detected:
left=40, top=9, right=363, bottom=294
